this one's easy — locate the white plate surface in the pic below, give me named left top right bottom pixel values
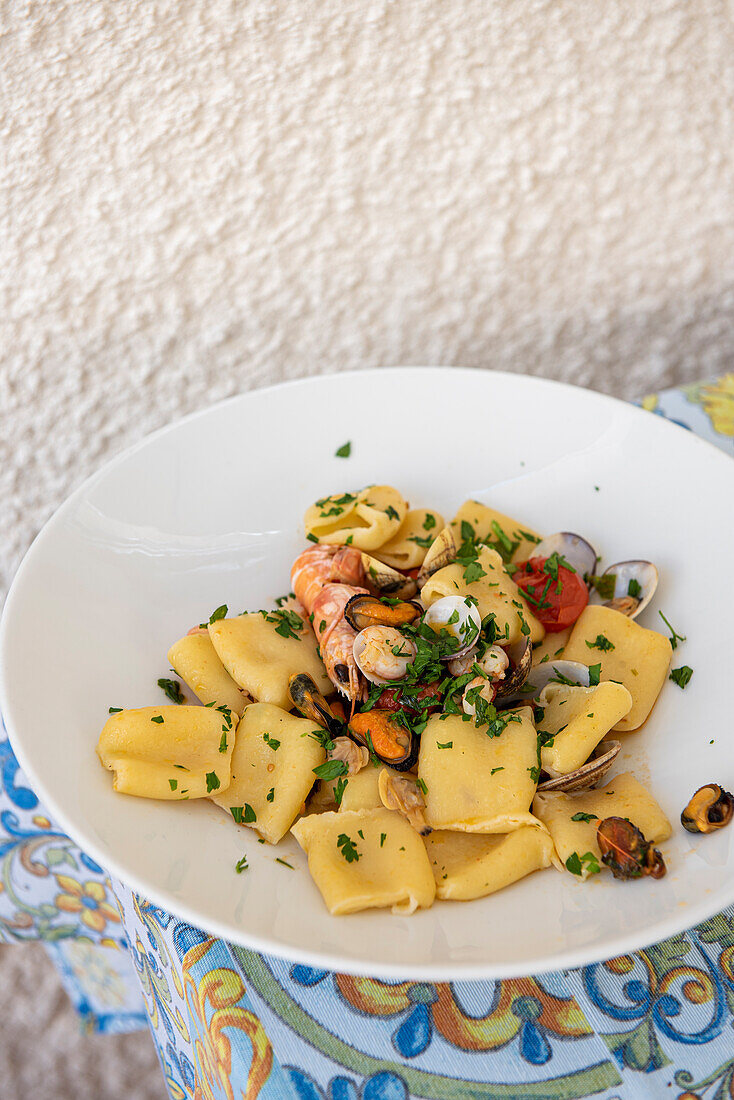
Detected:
left=1, top=367, right=733, bottom=980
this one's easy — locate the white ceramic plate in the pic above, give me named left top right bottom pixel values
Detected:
left=2, top=368, right=732, bottom=980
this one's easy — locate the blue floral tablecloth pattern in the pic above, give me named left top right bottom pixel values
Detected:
left=2, top=373, right=733, bottom=1098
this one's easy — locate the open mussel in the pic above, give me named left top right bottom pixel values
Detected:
left=597, top=816, right=666, bottom=880
left=681, top=784, right=734, bottom=834
left=417, top=527, right=457, bottom=587
left=288, top=673, right=344, bottom=739
left=532, top=533, right=597, bottom=578
left=344, top=593, right=422, bottom=632
left=589, top=560, right=658, bottom=619
left=536, top=740, right=621, bottom=793
left=361, top=553, right=417, bottom=600
left=348, top=708, right=418, bottom=771
left=353, top=626, right=417, bottom=684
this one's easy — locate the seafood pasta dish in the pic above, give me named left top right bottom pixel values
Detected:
left=97, top=487, right=729, bottom=915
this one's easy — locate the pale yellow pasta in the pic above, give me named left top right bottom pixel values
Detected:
left=304, top=485, right=407, bottom=550
left=168, top=633, right=249, bottom=715
left=338, top=765, right=404, bottom=813
left=210, top=703, right=325, bottom=843
left=291, top=808, right=436, bottom=915
left=421, top=546, right=545, bottom=644
left=533, top=771, right=672, bottom=879
left=97, top=706, right=235, bottom=800
left=538, top=681, right=633, bottom=777
left=418, top=707, right=540, bottom=833
left=425, top=826, right=554, bottom=901
left=450, top=501, right=542, bottom=564
left=532, top=627, right=572, bottom=666
left=562, top=606, right=672, bottom=731
left=374, top=508, right=445, bottom=570
left=208, top=612, right=331, bottom=710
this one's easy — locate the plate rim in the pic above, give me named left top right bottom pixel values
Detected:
left=2, top=365, right=733, bottom=980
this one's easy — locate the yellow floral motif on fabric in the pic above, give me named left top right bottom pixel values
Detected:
left=54, top=875, right=121, bottom=934
left=700, top=373, right=734, bottom=438
left=183, top=940, right=273, bottom=1100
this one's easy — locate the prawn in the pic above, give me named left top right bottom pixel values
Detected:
left=291, top=544, right=368, bottom=703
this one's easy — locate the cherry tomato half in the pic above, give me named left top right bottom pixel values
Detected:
left=375, top=681, right=442, bottom=713
left=514, top=555, right=588, bottom=632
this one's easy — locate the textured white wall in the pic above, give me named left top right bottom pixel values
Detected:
left=2, top=0, right=734, bottom=601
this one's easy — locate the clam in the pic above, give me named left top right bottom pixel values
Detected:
left=361, top=553, right=417, bottom=600
left=344, top=593, right=422, bottom=633
left=348, top=709, right=418, bottom=771
left=353, top=626, right=417, bottom=685
left=589, top=561, right=658, bottom=619
left=532, top=533, right=597, bottom=578
left=536, top=740, right=621, bottom=793
left=494, top=638, right=533, bottom=699
left=422, top=596, right=482, bottom=659
left=378, top=770, right=430, bottom=835
left=417, top=527, right=457, bottom=587
left=681, top=784, right=734, bottom=834
left=499, top=659, right=591, bottom=705
left=288, top=673, right=344, bottom=739
left=597, top=816, right=666, bottom=880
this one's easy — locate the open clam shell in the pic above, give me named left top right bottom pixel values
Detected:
left=417, top=527, right=457, bottom=587
left=536, top=740, right=621, bottom=793
left=353, top=626, right=417, bottom=685
left=422, top=596, right=482, bottom=659
left=499, top=659, right=591, bottom=706
left=589, top=560, right=658, bottom=619
left=361, top=553, right=417, bottom=600
left=532, top=532, right=597, bottom=578
left=494, top=637, right=533, bottom=699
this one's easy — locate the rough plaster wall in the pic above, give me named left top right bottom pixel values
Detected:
left=2, top=0, right=734, bottom=603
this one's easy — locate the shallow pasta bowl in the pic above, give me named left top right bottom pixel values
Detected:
left=1, top=367, right=733, bottom=980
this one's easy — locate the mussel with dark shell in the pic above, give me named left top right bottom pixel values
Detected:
left=681, top=784, right=734, bottom=834
left=344, top=593, right=422, bottom=632
left=596, top=816, right=666, bottom=879
left=288, top=673, right=344, bottom=739
left=348, top=708, right=418, bottom=771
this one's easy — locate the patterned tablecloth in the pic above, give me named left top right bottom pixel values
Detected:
left=2, top=375, right=733, bottom=1100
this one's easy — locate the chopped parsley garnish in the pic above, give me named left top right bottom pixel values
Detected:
left=263, top=733, right=281, bottom=751
left=628, top=578, right=642, bottom=599
left=335, top=441, right=351, bottom=457
left=235, top=856, right=248, bottom=873
left=242, top=804, right=257, bottom=823
left=266, top=787, right=275, bottom=803
left=219, top=732, right=228, bottom=753
left=463, top=560, right=486, bottom=584
left=230, top=806, right=244, bottom=823
left=528, top=765, right=541, bottom=783
left=380, top=833, right=386, bottom=847
left=588, top=663, right=601, bottom=686
left=334, top=777, right=348, bottom=806
left=313, top=759, right=349, bottom=781
left=306, top=532, right=319, bottom=543
left=259, top=608, right=304, bottom=640
left=565, top=851, right=601, bottom=876
left=337, top=833, right=360, bottom=863
left=588, top=574, right=616, bottom=601
left=669, top=665, right=693, bottom=689
left=158, top=678, right=185, bottom=704
left=275, top=858, right=294, bottom=869
left=407, top=533, right=434, bottom=548
left=586, top=634, right=615, bottom=651
left=436, top=741, right=453, bottom=750
left=416, top=778, right=428, bottom=796
left=423, top=513, right=437, bottom=531
left=490, top=767, right=505, bottom=776
left=108, top=707, right=122, bottom=714
left=168, top=779, right=177, bottom=791
left=208, top=604, right=228, bottom=624
left=659, top=611, right=686, bottom=651
left=385, top=505, right=400, bottom=521
left=151, top=715, right=164, bottom=724
left=205, top=771, right=220, bottom=792
left=304, top=728, right=336, bottom=752
left=571, top=812, right=599, bottom=823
